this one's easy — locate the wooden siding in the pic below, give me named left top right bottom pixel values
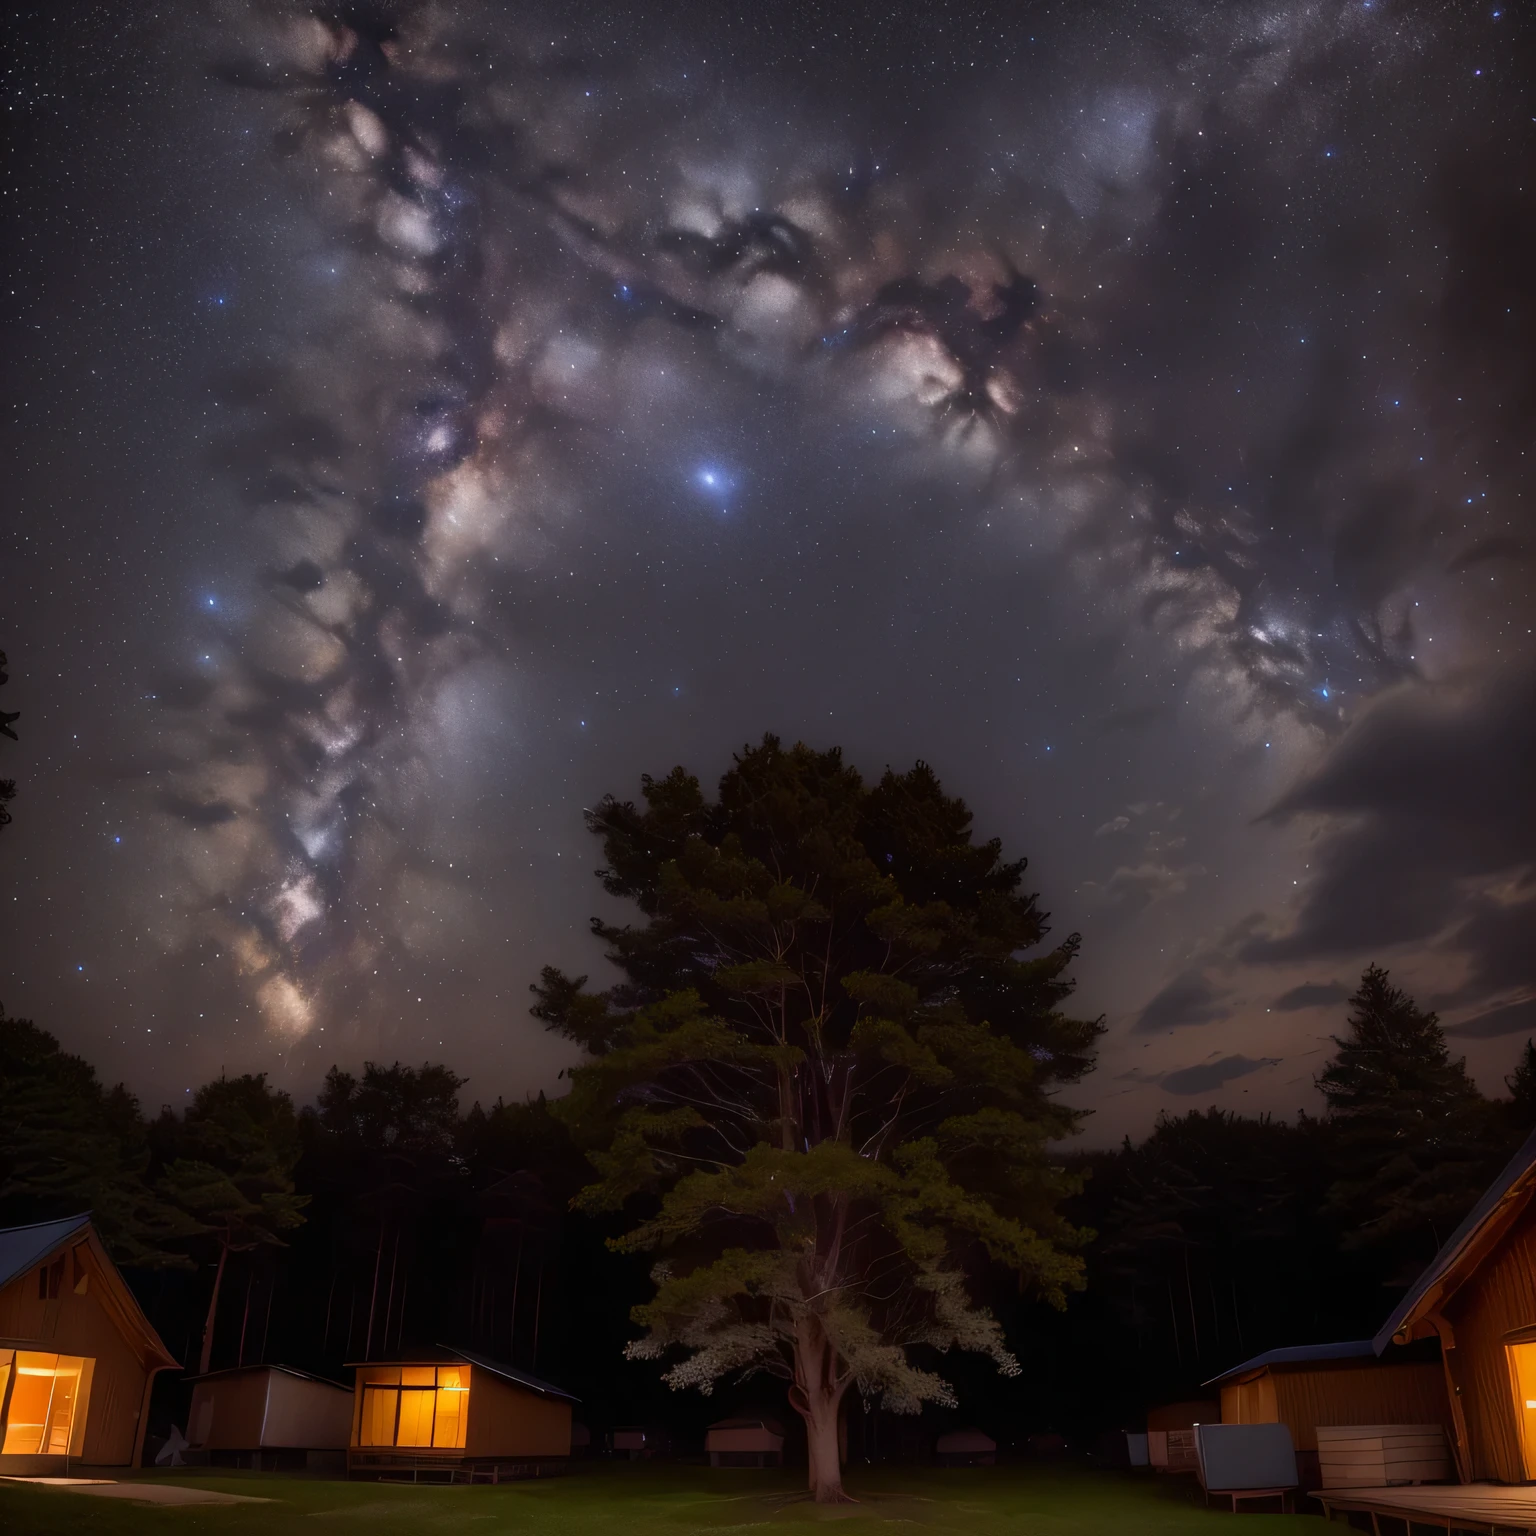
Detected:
left=1274, top=1364, right=1450, bottom=1452
left=1221, top=1376, right=1279, bottom=1428
left=1220, top=1363, right=1447, bottom=1452
left=1445, top=1200, right=1536, bottom=1482
left=464, top=1369, right=571, bottom=1460
left=190, top=1371, right=267, bottom=1450
left=263, top=1371, right=352, bottom=1449
left=0, top=1243, right=157, bottom=1466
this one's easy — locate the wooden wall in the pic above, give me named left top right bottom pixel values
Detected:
left=263, top=1371, right=353, bottom=1450
left=0, top=1243, right=156, bottom=1466
left=1446, top=1201, right=1536, bottom=1482
left=1220, top=1363, right=1447, bottom=1451
left=1272, top=1363, right=1449, bottom=1451
left=464, top=1369, right=571, bottom=1460
left=191, top=1372, right=267, bottom=1450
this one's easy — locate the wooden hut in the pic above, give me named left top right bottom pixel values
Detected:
left=0, top=1214, right=177, bottom=1474
left=1376, top=1127, right=1536, bottom=1484
left=706, top=1416, right=784, bottom=1467
left=1146, top=1400, right=1219, bottom=1472
left=348, top=1346, right=575, bottom=1481
left=1206, top=1339, right=1450, bottom=1486
left=188, top=1364, right=353, bottom=1469
left=935, top=1428, right=997, bottom=1466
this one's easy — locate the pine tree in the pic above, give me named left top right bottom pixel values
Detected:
left=533, top=736, right=1101, bottom=1502
left=0, top=1010, right=192, bottom=1266
left=157, top=1074, right=309, bottom=1375
left=1507, top=1040, right=1536, bottom=1125
left=1318, top=965, right=1510, bottom=1272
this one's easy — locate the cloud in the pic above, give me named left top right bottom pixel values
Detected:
left=1246, top=669, right=1536, bottom=964
left=1272, top=981, right=1347, bottom=1012
left=1133, top=971, right=1228, bottom=1034
left=1160, top=1054, right=1279, bottom=1096
left=1446, top=998, right=1536, bottom=1041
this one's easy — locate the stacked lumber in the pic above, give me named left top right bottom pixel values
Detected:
left=1315, top=1424, right=1450, bottom=1488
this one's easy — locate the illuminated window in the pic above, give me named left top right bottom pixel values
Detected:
left=1508, top=1342, right=1536, bottom=1478
left=1, top=1352, right=88, bottom=1455
left=356, top=1365, right=467, bottom=1450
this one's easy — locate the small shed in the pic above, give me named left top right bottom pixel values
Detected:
left=188, top=1364, right=353, bottom=1469
left=613, top=1424, right=670, bottom=1459
left=1377, top=1127, right=1536, bottom=1483
left=936, top=1428, right=997, bottom=1466
left=707, top=1416, right=784, bottom=1467
left=1206, top=1337, right=1449, bottom=1488
left=1146, top=1401, right=1218, bottom=1473
left=348, top=1346, right=576, bottom=1480
left=0, top=1214, right=177, bottom=1474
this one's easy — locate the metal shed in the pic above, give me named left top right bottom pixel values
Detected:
left=188, top=1363, right=353, bottom=1469
left=706, top=1416, right=784, bottom=1467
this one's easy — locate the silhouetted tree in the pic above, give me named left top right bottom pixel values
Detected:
left=1318, top=964, right=1512, bottom=1277
left=303, top=1062, right=466, bottom=1360
left=0, top=1010, right=192, bottom=1266
left=1507, top=1040, right=1536, bottom=1127
left=157, top=1074, right=309, bottom=1375
left=534, top=735, right=1102, bottom=1501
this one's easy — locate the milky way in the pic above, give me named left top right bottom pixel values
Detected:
left=2, top=0, right=1533, bottom=1134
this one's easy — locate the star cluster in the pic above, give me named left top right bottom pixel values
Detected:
left=1, top=0, right=1533, bottom=1132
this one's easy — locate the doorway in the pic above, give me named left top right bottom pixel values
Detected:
left=1505, top=1341, right=1536, bottom=1479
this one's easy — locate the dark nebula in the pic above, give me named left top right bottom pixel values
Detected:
left=2, top=0, right=1533, bottom=1136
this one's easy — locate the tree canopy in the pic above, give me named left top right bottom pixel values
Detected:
left=0, top=1010, right=191, bottom=1267
left=156, top=1073, right=309, bottom=1374
left=534, top=735, right=1101, bottom=1500
left=1317, top=963, right=1505, bottom=1274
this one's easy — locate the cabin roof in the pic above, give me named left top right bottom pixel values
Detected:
left=1203, top=1339, right=1376, bottom=1386
left=189, top=1363, right=352, bottom=1391
left=0, top=1212, right=93, bottom=1289
left=1374, top=1126, right=1536, bottom=1354
left=0, top=1213, right=178, bottom=1372
left=347, top=1345, right=578, bottom=1403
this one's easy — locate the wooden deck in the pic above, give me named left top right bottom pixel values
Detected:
left=1315, top=1484, right=1536, bottom=1534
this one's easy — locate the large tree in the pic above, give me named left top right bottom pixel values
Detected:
left=1318, top=964, right=1510, bottom=1275
left=533, top=736, right=1101, bottom=1501
left=157, top=1074, right=309, bottom=1375
left=0, top=1011, right=192, bottom=1267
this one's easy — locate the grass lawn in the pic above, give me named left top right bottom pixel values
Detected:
left=0, top=1462, right=1327, bottom=1535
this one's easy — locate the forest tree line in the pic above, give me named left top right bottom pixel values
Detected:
left=2, top=961, right=1531, bottom=1445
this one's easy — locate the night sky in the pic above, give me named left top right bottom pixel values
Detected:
left=2, top=0, right=1533, bottom=1140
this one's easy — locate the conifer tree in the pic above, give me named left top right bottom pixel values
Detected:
left=1507, top=1040, right=1536, bottom=1125
left=158, top=1074, right=309, bottom=1375
left=0, top=1010, right=192, bottom=1266
left=1318, top=965, right=1507, bottom=1271
left=533, top=736, right=1101, bottom=1502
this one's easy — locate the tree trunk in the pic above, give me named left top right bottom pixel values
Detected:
left=803, top=1392, right=845, bottom=1502
left=790, top=1321, right=851, bottom=1503
left=198, top=1243, right=229, bottom=1377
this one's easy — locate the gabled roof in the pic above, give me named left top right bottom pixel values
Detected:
left=1374, top=1126, right=1536, bottom=1354
left=1203, top=1340, right=1376, bottom=1387
left=0, top=1213, right=93, bottom=1290
left=0, top=1214, right=178, bottom=1372
left=444, top=1347, right=579, bottom=1404
left=346, top=1345, right=578, bottom=1404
